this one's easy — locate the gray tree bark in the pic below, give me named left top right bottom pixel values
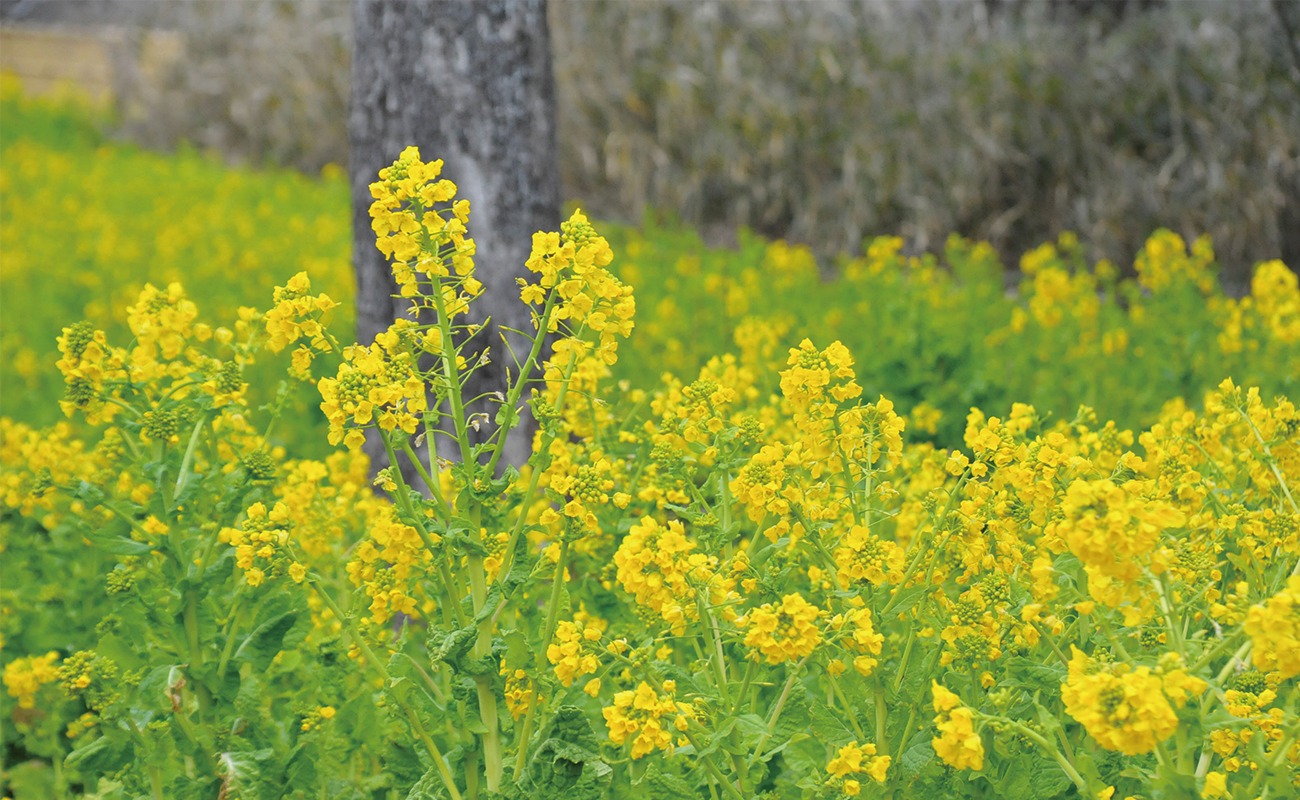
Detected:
left=349, top=0, right=560, bottom=472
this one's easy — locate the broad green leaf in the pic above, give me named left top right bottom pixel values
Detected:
left=234, top=612, right=298, bottom=672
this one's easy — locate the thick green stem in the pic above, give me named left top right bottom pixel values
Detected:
left=461, top=503, right=503, bottom=792
left=875, top=685, right=888, bottom=755
left=182, top=590, right=212, bottom=711
left=148, top=765, right=164, bottom=800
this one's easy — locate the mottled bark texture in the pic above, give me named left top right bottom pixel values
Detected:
left=349, top=0, right=560, bottom=473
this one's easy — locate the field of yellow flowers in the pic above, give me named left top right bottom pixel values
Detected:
left=3, top=84, right=1300, bottom=800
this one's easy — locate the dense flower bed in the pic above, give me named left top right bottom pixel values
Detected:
left=2, top=136, right=1298, bottom=800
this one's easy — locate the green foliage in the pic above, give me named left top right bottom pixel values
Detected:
left=0, top=76, right=352, bottom=457
left=603, top=216, right=1298, bottom=448
left=4, top=82, right=1300, bottom=800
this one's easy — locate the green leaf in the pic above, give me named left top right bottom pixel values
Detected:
left=135, top=665, right=182, bottom=713
left=405, top=766, right=447, bottom=800
left=235, top=612, right=299, bottom=671
left=64, top=734, right=131, bottom=772
left=882, top=584, right=928, bottom=618
left=1003, top=656, right=1067, bottom=687
left=95, top=632, right=145, bottom=672
left=85, top=526, right=155, bottom=555
left=695, top=717, right=736, bottom=758
left=512, top=705, right=609, bottom=799
left=503, top=630, right=531, bottom=671
left=429, top=625, right=478, bottom=672
left=1032, top=694, right=1064, bottom=738
left=995, top=754, right=1034, bottom=799
left=900, top=735, right=936, bottom=781
left=736, top=713, right=768, bottom=740
left=641, top=761, right=695, bottom=798
left=772, top=683, right=812, bottom=742
left=1031, top=758, right=1073, bottom=798
left=808, top=699, right=855, bottom=748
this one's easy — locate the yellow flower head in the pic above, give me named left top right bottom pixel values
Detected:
left=742, top=593, right=823, bottom=663
left=1060, top=646, right=1178, bottom=755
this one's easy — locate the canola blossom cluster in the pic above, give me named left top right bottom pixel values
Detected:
left=3, top=136, right=1299, bottom=800
left=601, top=681, right=694, bottom=759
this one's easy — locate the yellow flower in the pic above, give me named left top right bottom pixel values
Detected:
left=834, top=525, right=904, bottom=588
left=1244, top=575, right=1300, bottom=679
left=1060, top=647, right=1178, bottom=755
left=3, top=652, right=60, bottom=709
left=1202, top=772, right=1228, bottom=798
left=1047, top=478, right=1184, bottom=613
left=826, top=741, right=891, bottom=793
left=614, top=517, right=722, bottom=632
left=601, top=682, right=692, bottom=759
left=931, top=682, right=984, bottom=771
left=742, top=593, right=823, bottom=663
left=547, top=619, right=602, bottom=687
left=779, top=338, right=861, bottom=411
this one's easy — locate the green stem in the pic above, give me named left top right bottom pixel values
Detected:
left=699, top=592, right=731, bottom=706
left=402, top=440, right=453, bottom=519
left=893, top=629, right=917, bottom=693
left=311, top=579, right=463, bottom=800
left=183, top=590, right=212, bottom=711
left=439, top=561, right=470, bottom=628
left=173, top=411, right=210, bottom=496
left=1190, top=627, right=1245, bottom=673
left=745, top=656, right=808, bottom=769
left=999, top=718, right=1087, bottom=793
left=1149, top=572, right=1187, bottom=661
left=732, top=659, right=758, bottom=716
left=515, top=541, right=572, bottom=779
left=875, top=685, right=888, bottom=755
left=681, top=728, right=747, bottom=800
left=1234, top=399, right=1299, bottom=516
left=461, top=505, right=503, bottom=793
left=194, top=520, right=225, bottom=579
left=485, top=291, right=558, bottom=477
left=1245, top=724, right=1298, bottom=797
left=428, top=276, right=474, bottom=465
left=216, top=596, right=245, bottom=681
left=487, top=347, right=581, bottom=590
left=148, top=766, right=164, bottom=800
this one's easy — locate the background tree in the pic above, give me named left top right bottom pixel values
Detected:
left=349, top=0, right=560, bottom=471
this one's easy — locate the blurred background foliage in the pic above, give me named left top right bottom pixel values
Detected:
left=0, top=78, right=353, bottom=457
left=2, top=78, right=1295, bottom=454
left=2, top=0, right=1297, bottom=289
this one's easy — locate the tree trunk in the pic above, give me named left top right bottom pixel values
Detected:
left=349, top=0, right=560, bottom=473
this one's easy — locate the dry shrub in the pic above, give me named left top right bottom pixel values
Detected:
left=551, top=0, right=1300, bottom=287
left=63, top=0, right=1300, bottom=286
left=105, top=0, right=349, bottom=174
